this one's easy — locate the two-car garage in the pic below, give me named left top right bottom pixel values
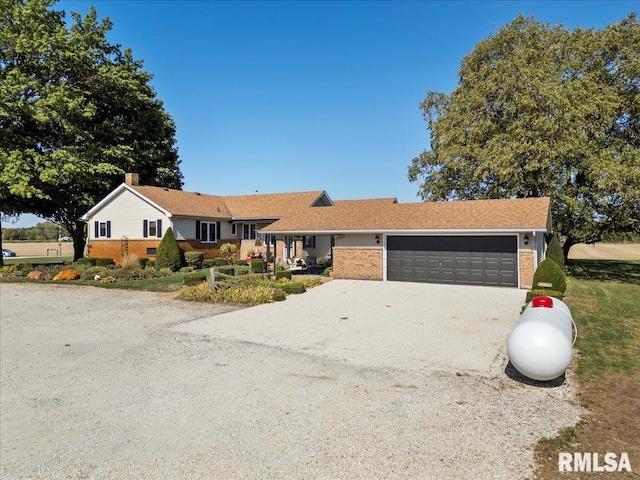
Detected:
left=386, top=235, right=518, bottom=287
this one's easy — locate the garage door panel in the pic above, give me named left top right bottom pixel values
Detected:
left=387, top=235, right=517, bottom=287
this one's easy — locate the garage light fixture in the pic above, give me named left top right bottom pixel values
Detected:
left=375, top=235, right=380, bottom=244
left=523, top=234, right=529, bottom=245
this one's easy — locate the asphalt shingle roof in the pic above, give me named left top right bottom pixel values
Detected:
left=130, top=185, right=327, bottom=220
left=261, top=197, right=551, bottom=232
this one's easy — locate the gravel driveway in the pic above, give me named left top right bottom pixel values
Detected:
left=1, top=282, right=582, bottom=479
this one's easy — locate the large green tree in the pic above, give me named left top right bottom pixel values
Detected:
left=409, top=14, right=640, bottom=259
left=0, top=0, right=183, bottom=260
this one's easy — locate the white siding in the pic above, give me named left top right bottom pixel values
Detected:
left=173, top=218, right=235, bottom=241
left=337, top=234, right=380, bottom=248
left=86, top=189, right=169, bottom=240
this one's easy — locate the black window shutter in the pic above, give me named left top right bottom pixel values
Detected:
left=94, top=221, right=99, bottom=238
left=143, top=220, right=148, bottom=238
left=106, top=221, right=111, bottom=238
left=157, top=219, right=162, bottom=238
left=216, top=222, right=221, bottom=242
left=195, top=220, right=200, bottom=240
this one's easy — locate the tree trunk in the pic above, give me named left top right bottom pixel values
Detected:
left=69, top=221, right=86, bottom=261
left=562, top=236, right=575, bottom=264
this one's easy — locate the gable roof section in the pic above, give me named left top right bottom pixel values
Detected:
left=261, top=197, right=551, bottom=233
left=80, top=184, right=173, bottom=221
left=130, top=185, right=231, bottom=217
left=222, top=191, right=330, bottom=219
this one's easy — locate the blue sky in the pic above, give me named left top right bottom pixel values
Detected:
left=12, top=0, right=637, bottom=227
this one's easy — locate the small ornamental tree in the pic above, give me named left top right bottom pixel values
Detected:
left=546, top=235, right=565, bottom=269
left=155, top=227, right=182, bottom=271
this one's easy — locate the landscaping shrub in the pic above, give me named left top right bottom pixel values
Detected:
left=138, top=257, right=149, bottom=269
left=235, top=268, right=249, bottom=276
left=323, top=266, right=333, bottom=277
left=100, top=276, right=117, bottom=284
left=272, top=289, right=286, bottom=301
left=234, top=259, right=248, bottom=266
left=203, top=259, right=216, bottom=268
left=525, top=289, right=564, bottom=303
left=298, top=277, right=323, bottom=288
left=532, top=258, right=567, bottom=294
left=120, top=254, right=140, bottom=269
left=546, top=235, right=565, bottom=269
left=155, top=227, right=183, bottom=271
left=217, top=265, right=235, bottom=276
left=250, top=259, right=265, bottom=273
left=279, top=281, right=306, bottom=294
left=213, top=257, right=228, bottom=266
left=318, top=257, right=330, bottom=265
left=180, top=266, right=195, bottom=273
left=214, top=284, right=283, bottom=304
left=77, top=257, right=96, bottom=267
left=275, top=270, right=292, bottom=280
left=185, top=251, right=204, bottom=268
left=27, top=270, right=49, bottom=281
left=184, top=273, right=207, bottom=285
left=178, top=282, right=215, bottom=301
left=220, top=243, right=238, bottom=263
left=52, top=269, right=81, bottom=281
left=146, top=260, right=156, bottom=269
left=178, top=282, right=285, bottom=304
left=95, top=258, right=114, bottom=267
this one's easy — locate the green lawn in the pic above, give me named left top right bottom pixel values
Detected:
left=534, top=260, right=640, bottom=478
left=2, top=256, right=73, bottom=265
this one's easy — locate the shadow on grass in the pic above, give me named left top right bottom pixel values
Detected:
left=567, top=259, right=640, bottom=285
left=504, top=361, right=566, bottom=388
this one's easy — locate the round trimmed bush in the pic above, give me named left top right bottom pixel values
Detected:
left=279, top=282, right=306, bottom=294
left=275, top=270, right=292, bottom=280
left=184, top=251, right=204, bottom=269
left=532, top=258, right=567, bottom=294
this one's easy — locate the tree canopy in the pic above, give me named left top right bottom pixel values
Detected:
left=408, top=14, right=640, bottom=257
left=0, top=0, right=183, bottom=260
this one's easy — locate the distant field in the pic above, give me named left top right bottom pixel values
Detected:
left=568, top=242, right=640, bottom=260
left=3, top=241, right=75, bottom=257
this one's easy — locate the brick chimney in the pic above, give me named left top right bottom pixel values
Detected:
left=125, top=173, right=139, bottom=186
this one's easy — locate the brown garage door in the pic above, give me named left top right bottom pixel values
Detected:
left=387, top=236, right=517, bottom=287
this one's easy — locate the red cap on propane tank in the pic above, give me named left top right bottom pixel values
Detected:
left=531, top=296, right=553, bottom=308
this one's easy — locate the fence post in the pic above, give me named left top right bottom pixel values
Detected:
left=209, top=267, right=215, bottom=293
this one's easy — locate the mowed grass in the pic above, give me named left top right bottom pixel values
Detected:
left=534, top=260, right=640, bottom=479
left=2, top=256, right=73, bottom=265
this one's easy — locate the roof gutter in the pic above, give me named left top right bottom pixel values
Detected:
left=258, top=228, right=548, bottom=235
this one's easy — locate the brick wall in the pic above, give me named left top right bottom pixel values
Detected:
left=178, top=239, right=241, bottom=260
left=519, top=249, right=535, bottom=289
left=87, top=238, right=241, bottom=264
left=333, top=246, right=383, bottom=280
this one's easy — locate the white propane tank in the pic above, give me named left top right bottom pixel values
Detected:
left=507, top=296, right=575, bottom=381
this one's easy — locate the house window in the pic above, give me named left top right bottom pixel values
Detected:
left=94, top=221, right=111, bottom=238
left=243, top=223, right=257, bottom=240
left=143, top=219, right=162, bottom=238
left=200, top=222, right=218, bottom=243
left=304, top=235, right=316, bottom=249
left=231, top=224, right=237, bottom=236
left=260, top=234, right=275, bottom=247
left=147, top=247, right=157, bottom=255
